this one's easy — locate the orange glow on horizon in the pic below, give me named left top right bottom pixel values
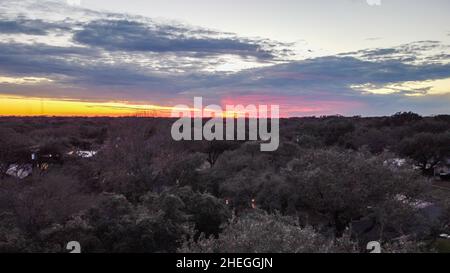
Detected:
left=0, top=95, right=180, bottom=117
left=0, top=94, right=365, bottom=118
left=0, top=95, right=266, bottom=118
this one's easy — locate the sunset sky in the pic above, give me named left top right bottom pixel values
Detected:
left=0, top=0, right=449, bottom=117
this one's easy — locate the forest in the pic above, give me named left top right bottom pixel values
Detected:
left=0, top=112, right=449, bottom=253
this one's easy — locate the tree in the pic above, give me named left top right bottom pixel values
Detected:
left=398, top=132, right=450, bottom=175
left=203, top=141, right=237, bottom=167
left=273, top=149, right=429, bottom=238
left=388, top=112, right=422, bottom=126
left=174, top=187, right=231, bottom=237
left=80, top=192, right=191, bottom=252
left=0, top=212, right=30, bottom=252
left=179, top=211, right=358, bottom=253
left=9, top=172, right=95, bottom=234
left=93, top=120, right=158, bottom=200
left=0, top=128, right=31, bottom=175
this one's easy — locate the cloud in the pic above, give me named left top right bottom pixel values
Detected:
left=186, top=55, right=450, bottom=116
left=340, top=41, right=450, bottom=65
left=0, top=0, right=294, bottom=72
left=73, top=19, right=283, bottom=60
left=0, top=76, right=53, bottom=85
left=0, top=18, right=68, bottom=35
left=225, top=55, right=450, bottom=90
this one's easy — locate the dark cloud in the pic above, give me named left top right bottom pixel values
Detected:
left=73, top=20, right=277, bottom=60
left=340, top=41, right=450, bottom=64
left=0, top=41, right=193, bottom=101
left=360, top=48, right=399, bottom=58
left=0, top=42, right=99, bottom=77
left=0, top=42, right=95, bottom=57
left=0, top=18, right=69, bottom=35
left=226, top=56, right=450, bottom=89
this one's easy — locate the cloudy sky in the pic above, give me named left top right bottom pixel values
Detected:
left=0, top=0, right=449, bottom=116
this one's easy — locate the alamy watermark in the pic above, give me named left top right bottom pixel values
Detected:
left=366, top=241, right=381, bottom=253
left=366, top=0, right=381, bottom=6
left=66, top=241, right=81, bottom=253
left=170, top=97, right=280, bottom=152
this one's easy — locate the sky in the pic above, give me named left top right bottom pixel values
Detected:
left=0, top=0, right=449, bottom=117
